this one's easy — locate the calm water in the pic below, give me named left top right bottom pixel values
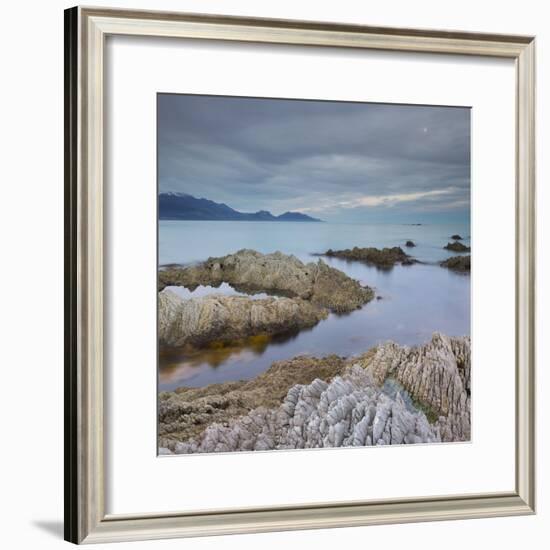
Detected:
left=159, top=221, right=470, bottom=391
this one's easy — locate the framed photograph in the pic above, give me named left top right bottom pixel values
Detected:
left=64, top=6, right=535, bottom=544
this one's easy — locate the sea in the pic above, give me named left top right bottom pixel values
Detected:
left=158, top=220, right=470, bottom=391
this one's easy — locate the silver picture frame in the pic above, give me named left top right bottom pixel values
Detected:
left=64, top=6, right=536, bottom=544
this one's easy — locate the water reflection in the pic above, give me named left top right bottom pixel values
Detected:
left=165, top=282, right=271, bottom=300
left=159, top=329, right=309, bottom=389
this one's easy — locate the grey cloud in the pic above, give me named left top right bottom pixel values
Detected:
left=158, top=94, right=470, bottom=222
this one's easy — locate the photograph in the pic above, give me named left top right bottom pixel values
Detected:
left=157, top=94, right=472, bottom=455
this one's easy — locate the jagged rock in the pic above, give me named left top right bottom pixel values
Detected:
left=159, top=249, right=373, bottom=313
left=441, top=255, right=470, bottom=272
left=405, top=240, right=416, bottom=247
left=158, top=289, right=327, bottom=347
left=451, top=234, right=463, bottom=240
left=366, top=333, right=470, bottom=441
left=159, top=335, right=471, bottom=452
left=324, top=246, right=415, bottom=267
left=158, top=355, right=349, bottom=445
left=169, top=366, right=441, bottom=454
left=444, top=242, right=470, bottom=252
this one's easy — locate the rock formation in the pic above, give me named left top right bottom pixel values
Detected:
left=159, top=354, right=349, bottom=445
left=366, top=333, right=470, bottom=442
left=441, top=255, right=471, bottom=272
left=164, top=366, right=440, bottom=454
left=158, top=289, right=328, bottom=348
left=159, top=334, right=470, bottom=454
left=451, top=234, right=463, bottom=240
left=444, top=242, right=470, bottom=252
left=405, top=240, right=416, bottom=247
left=324, top=246, right=415, bottom=267
left=159, top=249, right=374, bottom=313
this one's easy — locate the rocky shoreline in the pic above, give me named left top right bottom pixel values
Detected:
left=159, top=333, right=470, bottom=454
left=158, top=242, right=470, bottom=454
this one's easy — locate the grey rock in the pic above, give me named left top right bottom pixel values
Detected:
left=171, top=365, right=441, bottom=454
left=367, top=333, right=470, bottom=441
left=158, top=289, right=327, bottom=347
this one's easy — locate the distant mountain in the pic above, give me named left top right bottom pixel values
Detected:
left=277, top=211, right=321, bottom=222
left=159, top=193, right=322, bottom=222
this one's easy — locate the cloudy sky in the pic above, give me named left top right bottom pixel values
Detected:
left=158, top=94, right=470, bottom=223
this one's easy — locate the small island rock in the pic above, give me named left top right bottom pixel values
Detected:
left=324, top=246, right=415, bottom=268
left=444, top=242, right=470, bottom=253
left=441, top=255, right=470, bottom=272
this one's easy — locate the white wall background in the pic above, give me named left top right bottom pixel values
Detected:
left=0, top=0, right=547, bottom=548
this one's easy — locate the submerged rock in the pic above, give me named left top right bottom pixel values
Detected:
left=444, top=242, right=470, bottom=252
left=405, top=240, right=416, bottom=247
left=324, top=246, right=415, bottom=267
left=160, top=334, right=470, bottom=453
left=451, top=234, right=463, bottom=240
left=159, top=249, right=374, bottom=313
left=441, top=255, right=470, bottom=272
left=158, top=289, right=328, bottom=348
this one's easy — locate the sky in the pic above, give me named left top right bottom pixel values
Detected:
left=158, top=94, right=470, bottom=223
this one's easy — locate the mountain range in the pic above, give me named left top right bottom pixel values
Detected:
left=159, top=193, right=322, bottom=222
